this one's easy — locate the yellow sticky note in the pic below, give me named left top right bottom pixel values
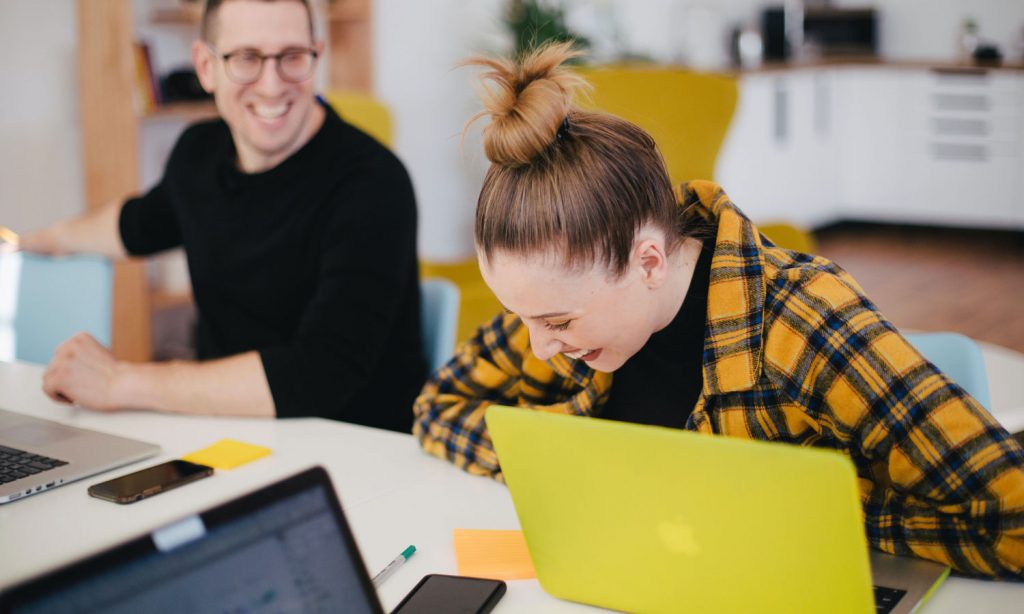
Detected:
left=182, top=439, right=271, bottom=470
left=453, top=529, right=536, bottom=580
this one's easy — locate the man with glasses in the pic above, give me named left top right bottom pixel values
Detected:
left=19, top=0, right=425, bottom=431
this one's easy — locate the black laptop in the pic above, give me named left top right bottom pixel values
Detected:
left=0, top=467, right=384, bottom=613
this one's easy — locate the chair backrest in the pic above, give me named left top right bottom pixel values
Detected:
left=0, top=252, right=112, bottom=364
left=758, top=223, right=818, bottom=253
left=322, top=91, right=393, bottom=147
left=904, top=332, right=991, bottom=410
left=420, top=278, right=460, bottom=373
left=576, top=66, right=739, bottom=183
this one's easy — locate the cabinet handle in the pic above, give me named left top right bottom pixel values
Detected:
left=930, top=142, right=988, bottom=162
left=933, top=93, right=989, bottom=112
left=931, top=118, right=988, bottom=137
left=773, top=78, right=788, bottom=144
left=930, top=66, right=988, bottom=77
left=814, top=74, right=829, bottom=136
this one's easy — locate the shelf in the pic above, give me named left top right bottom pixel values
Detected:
left=328, top=0, right=370, bottom=22
left=149, top=5, right=202, bottom=25
left=150, top=2, right=370, bottom=25
left=150, top=289, right=194, bottom=311
left=142, top=100, right=218, bottom=122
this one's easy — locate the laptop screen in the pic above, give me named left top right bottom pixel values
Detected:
left=1, top=467, right=383, bottom=614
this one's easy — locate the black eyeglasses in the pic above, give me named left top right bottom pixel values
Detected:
left=207, top=44, right=319, bottom=84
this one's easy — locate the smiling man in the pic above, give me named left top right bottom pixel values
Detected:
left=19, top=0, right=425, bottom=431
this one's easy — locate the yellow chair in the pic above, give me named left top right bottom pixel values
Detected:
left=577, top=69, right=815, bottom=254
left=576, top=66, right=739, bottom=183
left=323, top=90, right=394, bottom=147
left=757, top=223, right=818, bottom=254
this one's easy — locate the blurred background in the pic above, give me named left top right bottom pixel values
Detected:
left=1, top=0, right=1022, bottom=361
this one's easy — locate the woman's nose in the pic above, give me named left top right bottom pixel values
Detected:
left=527, top=324, right=562, bottom=361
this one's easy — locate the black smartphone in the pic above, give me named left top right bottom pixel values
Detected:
left=392, top=574, right=506, bottom=614
left=87, top=459, right=214, bottom=504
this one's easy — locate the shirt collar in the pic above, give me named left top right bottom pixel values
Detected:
left=686, top=180, right=768, bottom=394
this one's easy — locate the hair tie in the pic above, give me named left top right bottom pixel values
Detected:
left=556, top=117, right=571, bottom=143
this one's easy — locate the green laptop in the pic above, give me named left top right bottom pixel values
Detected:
left=485, top=405, right=949, bottom=614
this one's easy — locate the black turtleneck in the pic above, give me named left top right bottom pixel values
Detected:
left=598, top=238, right=713, bottom=429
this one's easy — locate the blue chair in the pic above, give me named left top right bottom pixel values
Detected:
left=420, top=278, right=460, bottom=373
left=904, top=332, right=991, bottom=410
left=0, top=253, right=112, bottom=365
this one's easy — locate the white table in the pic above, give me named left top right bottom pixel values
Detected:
left=2, top=355, right=1023, bottom=612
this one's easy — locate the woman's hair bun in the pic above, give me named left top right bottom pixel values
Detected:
left=464, top=41, right=588, bottom=167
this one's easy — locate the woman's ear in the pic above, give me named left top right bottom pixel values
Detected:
left=634, top=237, right=668, bottom=289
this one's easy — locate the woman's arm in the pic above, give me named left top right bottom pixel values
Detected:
left=413, top=313, right=532, bottom=478
left=770, top=271, right=1024, bottom=578
left=413, top=312, right=610, bottom=479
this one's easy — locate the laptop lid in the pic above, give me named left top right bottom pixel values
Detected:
left=0, top=408, right=160, bottom=504
left=0, top=466, right=384, bottom=614
left=486, top=405, right=876, bottom=614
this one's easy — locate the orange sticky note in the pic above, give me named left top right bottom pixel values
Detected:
left=453, top=529, right=536, bottom=580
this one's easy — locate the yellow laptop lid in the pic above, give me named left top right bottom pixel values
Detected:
left=485, top=405, right=874, bottom=614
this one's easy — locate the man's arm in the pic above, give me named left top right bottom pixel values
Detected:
left=42, top=333, right=274, bottom=417
left=19, top=198, right=128, bottom=258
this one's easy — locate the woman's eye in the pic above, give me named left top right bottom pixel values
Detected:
left=545, top=320, right=571, bottom=331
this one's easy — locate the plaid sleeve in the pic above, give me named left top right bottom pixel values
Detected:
left=412, top=312, right=530, bottom=479
left=412, top=312, right=612, bottom=480
left=765, top=267, right=1024, bottom=578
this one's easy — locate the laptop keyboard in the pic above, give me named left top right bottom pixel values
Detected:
left=0, top=445, right=68, bottom=484
left=873, top=585, right=907, bottom=614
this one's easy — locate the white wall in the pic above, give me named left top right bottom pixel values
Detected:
left=374, top=0, right=507, bottom=263
left=0, top=0, right=84, bottom=233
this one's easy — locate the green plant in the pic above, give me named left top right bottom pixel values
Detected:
left=504, top=0, right=590, bottom=59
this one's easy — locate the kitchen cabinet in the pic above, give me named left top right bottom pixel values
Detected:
left=717, top=64, right=1024, bottom=230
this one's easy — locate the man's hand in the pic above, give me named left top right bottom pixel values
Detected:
left=42, top=333, right=125, bottom=411
left=16, top=198, right=127, bottom=259
left=42, top=338, right=274, bottom=417
left=18, top=227, right=67, bottom=256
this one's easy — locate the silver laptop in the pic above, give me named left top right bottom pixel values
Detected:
left=0, top=408, right=160, bottom=504
left=870, top=550, right=951, bottom=614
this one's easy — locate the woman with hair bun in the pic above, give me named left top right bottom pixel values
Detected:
left=413, top=42, right=1024, bottom=578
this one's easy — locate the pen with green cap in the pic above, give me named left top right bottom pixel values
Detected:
left=372, top=545, right=416, bottom=587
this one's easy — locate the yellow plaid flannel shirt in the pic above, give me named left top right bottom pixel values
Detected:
left=413, top=181, right=1024, bottom=578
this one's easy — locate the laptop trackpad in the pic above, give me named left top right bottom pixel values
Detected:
left=0, top=423, right=79, bottom=447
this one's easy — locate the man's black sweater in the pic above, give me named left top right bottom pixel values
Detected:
left=119, top=102, right=425, bottom=431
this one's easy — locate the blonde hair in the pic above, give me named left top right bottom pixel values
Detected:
left=467, top=42, right=697, bottom=277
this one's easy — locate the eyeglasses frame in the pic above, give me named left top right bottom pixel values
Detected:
left=205, top=43, right=320, bottom=85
